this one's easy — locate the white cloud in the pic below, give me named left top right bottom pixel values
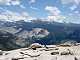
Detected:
left=47, top=14, right=80, bottom=24
left=30, top=6, right=39, bottom=10
left=61, top=0, right=73, bottom=4
left=70, top=5, right=77, bottom=11
left=29, top=0, right=38, bottom=12
left=0, top=0, right=21, bottom=5
left=47, top=15, right=66, bottom=23
left=45, top=6, right=61, bottom=16
left=20, top=5, right=26, bottom=9
left=0, top=10, right=33, bottom=22
left=61, top=0, right=80, bottom=5
left=74, top=11, right=80, bottom=14
left=45, top=6, right=80, bottom=23
left=21, top=12, right=29, bottom=17
left=45, top=6, right=65, bottom=23
left=65, top=14, right=80, bottom=24
left=10, top=0, right=20, bottom=5
left=61, top=0, right=80, bottom=15
left=29, top=0, right=36, bottom=4
left=74, top=0, right=80, bottom=5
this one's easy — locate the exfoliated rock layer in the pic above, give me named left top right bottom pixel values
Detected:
left=0, top=44, right=80, bottom=60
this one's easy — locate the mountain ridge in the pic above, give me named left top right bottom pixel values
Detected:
left=0, top=20, right=80, bottom=50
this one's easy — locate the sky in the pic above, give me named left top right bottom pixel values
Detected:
left=0, top=0, right=80, bottom=23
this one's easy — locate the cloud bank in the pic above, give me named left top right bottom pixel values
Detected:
left=0, top=0, right=21, bottom=5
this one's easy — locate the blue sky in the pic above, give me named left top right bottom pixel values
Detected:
left=0, top=0, right=80, bottom=23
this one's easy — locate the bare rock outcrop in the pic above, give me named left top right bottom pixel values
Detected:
left=60, top=49, right=73, bottom=55
left=0, top=44, right=80, bottom=60
left=30, top=43, right=42, bottom=50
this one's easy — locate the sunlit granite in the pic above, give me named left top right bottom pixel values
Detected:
left=0, top=43, right=80, bottom=60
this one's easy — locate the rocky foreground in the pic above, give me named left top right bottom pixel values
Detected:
left=0, top=43, right=80, bottom=60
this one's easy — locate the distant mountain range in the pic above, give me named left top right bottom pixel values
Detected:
left=0, top=19, right=80, bottom=50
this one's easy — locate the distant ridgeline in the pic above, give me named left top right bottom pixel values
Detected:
left=0, top=20, right=80, bottom=50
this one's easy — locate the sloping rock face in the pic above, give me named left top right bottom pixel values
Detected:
left=0, top=44, right=80, bottom=60
left=30, top=43, right=42, bottom=50
left=0, top=30, right=17, bottom=50
left=17, top=28, right=49, bottom=39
